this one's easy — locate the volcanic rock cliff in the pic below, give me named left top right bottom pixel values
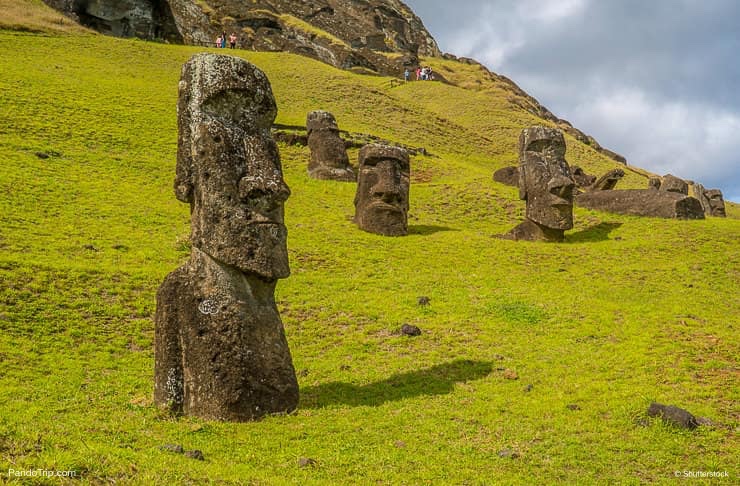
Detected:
left=42, top=0, right=625, bottom=164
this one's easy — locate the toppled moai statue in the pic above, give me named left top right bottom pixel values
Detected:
left=354, top=144, right=410, bottom=236
left=504, top=126, right=575, bottom=242
left=154, top=53, right=298, bottom=421
left=648, top=177, right=662, bottom=190
left=692, top=184, right=727, bottom=217
left=660, top=174, right=688, bottom=195
left=575, top=189, right=705, bottom=219
left=571, top=166, right=597, bottom=188
left=588, top=168, right=625, bottom=191
left=493, top=166, right=519, bottom=187
left=306, top=110, right=355, bottom=182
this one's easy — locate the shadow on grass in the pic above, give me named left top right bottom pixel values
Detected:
left=566, top=222, right=623, bottom=243
left=408, top=225, right=458, bottom=236
left=299, top=359, right=492, bottom=408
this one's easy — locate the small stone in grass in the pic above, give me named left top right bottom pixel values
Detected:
left=298, top=457, right=317, bottom=468
left=647, top=402, right=698, bottom=429
left=400, top=324, right=422, bottom=336
left=503, top=369, right=518, bottom=380
left=498, top=448, right=519, bottom=459
left=566, top=404, right=581, bottom=411
left=184, top=450, right=205, bottom=461
left=160, top=444, right=184, bottom=454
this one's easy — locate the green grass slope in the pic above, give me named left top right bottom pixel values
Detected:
left=0, top=12, right=738, bottom=485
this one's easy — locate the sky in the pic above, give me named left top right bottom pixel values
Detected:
left=404, top=0, right=740, bottom=201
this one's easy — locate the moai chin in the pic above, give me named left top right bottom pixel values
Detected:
left=505, top=126, right=575, bottom=242
left=154, top=53, right=298, bottom=421
left=354, top=144, right=410, bottom=236
left=306, top=110, right=355, bottom=182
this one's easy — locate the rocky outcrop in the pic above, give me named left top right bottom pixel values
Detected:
left=46, top=0, right=438, bottom=76
left=42, top=0, right=182, bottom=41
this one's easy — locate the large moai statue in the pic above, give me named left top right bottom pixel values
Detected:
left=306, top=110, right=355, bottom=182
left=505, top=126, right=576, bottom=242
left=354, top=144, right=410, bottom=236
left=154, top=53, right=298, bottom=421
left=693, top=184, right=727, bottom=217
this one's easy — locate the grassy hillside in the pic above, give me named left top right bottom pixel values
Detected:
left=0, top=7, right=738, bottom=484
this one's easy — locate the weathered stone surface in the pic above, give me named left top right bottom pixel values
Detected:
left=306, top=111, right=355, bottom=182
left=354, top=144, right=410, bottom=236
left=575, top=190, right=705, bottom=219
left=47, top=0, right=439, bottom=77
left=588, top=168, right=625, bottom=191
left=42, top=0, right=182, bottom=41
left=647, top=402, right=699, bottom=430
left=660, top=174, right=689, bottom=195
left=155, top=53, right=298, bottom=421
left=400, top=323, right=421, bottom=336
left=504, top=126, right=575, bottom=242
left=693, top=184, right=726, bottom=217
left=493, top=166, right=519, bottom=187
left=571, top=166, right=596, bottom=188
left=648, top=177, right=662, bottom=190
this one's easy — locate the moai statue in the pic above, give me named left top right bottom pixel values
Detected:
left=648, top=177, right=662, bottom=190
left=588, top=168, right=625, bottom=191
left=354, top=144, right=410, bottom=236
left=306, top=110, right=355, bottom=181
left=505, top=126, right=575, bottom=242
left=571, top=166, right=597, bottom=188
left=154, top=53, right=298, bottom=421
left=693, top=184, right=727, bottom=217
left=660, top=174, right=688, bottom=195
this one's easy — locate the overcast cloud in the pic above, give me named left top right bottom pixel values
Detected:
left=405, top=0, right=740, bottom=200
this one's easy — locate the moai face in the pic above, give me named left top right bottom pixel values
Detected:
left=518, top=127, right=575, bottom=230
left=354, top=144, right=410, bottom=236
left=705, top=189, right=726, bottom=217
left=175, top=53, right=290, bottom=279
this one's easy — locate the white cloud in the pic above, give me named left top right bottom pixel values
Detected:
left=571, top=88, right=740, bottom=198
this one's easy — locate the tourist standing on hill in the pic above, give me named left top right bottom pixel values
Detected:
left=229, top=33, right=237, bottom=49
left=215, top=35, right=222, bottom=48
left=416, top=67, right=421, bottom=80
left=221, top=31, right=227, bottom=48
left=404, top=68, right=410, bottom=82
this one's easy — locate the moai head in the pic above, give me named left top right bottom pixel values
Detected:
left=660, top=174, right=688, bottom=195
left=518, top=126, right=575, bottom=230
left=648, top=177, right=662, bottom=190
left=705, top=189, right=726, bottom=217
left=354, top=144, right=410, bottom=236
left=175, top=53, right=290, bottom=280
left=306, top=110, right=354, bottom=181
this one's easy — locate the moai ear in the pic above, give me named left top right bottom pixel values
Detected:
left=518, top=165, right=528, bottom=201
left=174, top=78, right=194, bottom=204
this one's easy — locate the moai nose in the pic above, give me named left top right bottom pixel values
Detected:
left=370, top=160, right=402, bottom=203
